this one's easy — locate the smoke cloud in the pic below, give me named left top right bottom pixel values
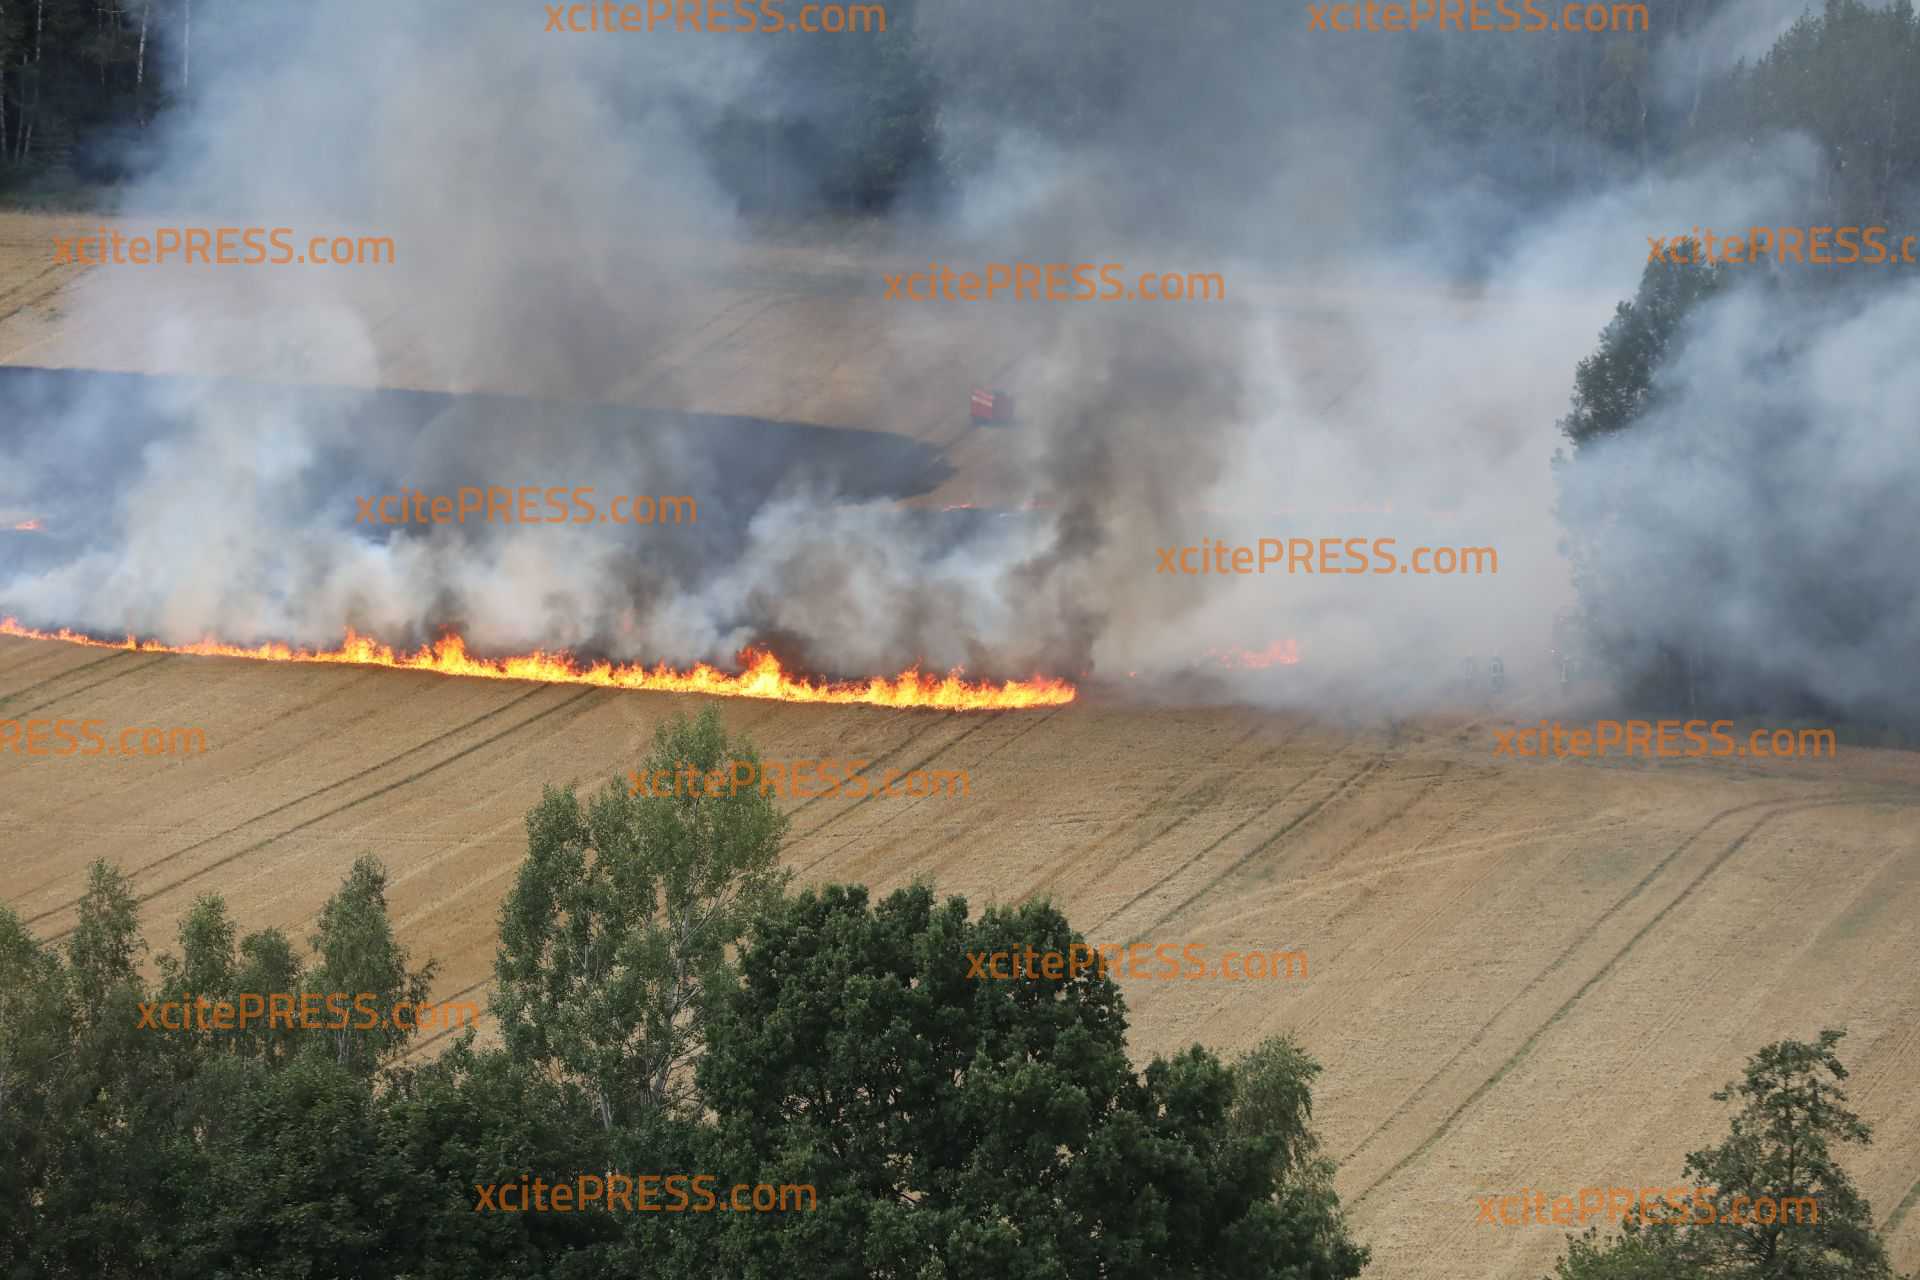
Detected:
left=2, top=0, right=1910, bottom=721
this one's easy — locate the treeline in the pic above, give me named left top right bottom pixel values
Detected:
left=2, top=710, right=1909, bottom=1278
left=1555, top=0, right=1920, bottom=730
left=7, top=0, right=1913, bottom=222
left=0, top=0, right=188, bottom=188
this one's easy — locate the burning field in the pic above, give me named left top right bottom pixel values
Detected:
left=0, top=618, right=1076, bottom=711
left=5, top=210, right=1919, bottom=1276
left=4, top=0, right=1920, bottom=1275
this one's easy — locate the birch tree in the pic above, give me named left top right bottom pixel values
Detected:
left=493, top=707, right=791, bottom=1130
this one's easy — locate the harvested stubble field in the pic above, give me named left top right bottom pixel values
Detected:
left=6, top=636, right=1920, bottom=1279
left=3, top=210, right=1918, bottom=1280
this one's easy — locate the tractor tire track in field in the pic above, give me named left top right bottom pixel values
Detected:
left=789, top=711, right=1010, bottom=875
left=1122, top=752, right=1393, bottom=945
left=43, top=687, right=610, bottom=943
left=792, top=711, right=1022, bottom=887
left=785, top=708, right=986, bottom=837
left=1422, top=798, right=1920, bottom=1267
left=1310, top=762, right=1456, bottom=877
left=0, top=263, right=68, bottom=324
left=0, top=646, right=135, bottom=701
left=0, top=651, right=175, bottom=715
left=1346, top=794, right=1916, bottom=1213
left=833, top=704, right=1117, bottom=893
left=32, top=686, right=596, bottom=937
left=6, top=667, right=403, bottom=901
left=1885, top=1174, right=1920, bottom=1239
left=1086, top=744, right=1363, bottom=938
left=1343, top=793, right=1808, bottom=1189
left=1015, top=722, right=1284, bottom=907
left=800, top=713, right=1060, bottom=884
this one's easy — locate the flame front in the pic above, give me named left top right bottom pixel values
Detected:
left=1207, top=639, right=1302, bottom=669
left=8, top=519, right=43, bottom=532
left=0, top=618, right=1075, bottom=711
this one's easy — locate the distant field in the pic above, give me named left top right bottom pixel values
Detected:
left=0, top=208, right=1504, bottom=508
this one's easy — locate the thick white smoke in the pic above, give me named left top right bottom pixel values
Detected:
left=3, top=0, right=1910, bottom=719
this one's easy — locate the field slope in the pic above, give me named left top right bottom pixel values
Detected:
left=4, top=634, right=1918, bottom=1280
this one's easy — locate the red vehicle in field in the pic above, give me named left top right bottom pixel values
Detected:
left=970, top=388, right=1014, bottom=425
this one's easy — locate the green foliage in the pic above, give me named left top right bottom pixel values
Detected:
left=1695, top=0, right=1920, bottom=226
left=492, top=707, right=792, bottom=1127
left=307, top=854, right=438, bottom=1074
left=1550, top=241, right=1733, bottom=702
left=1547, top=1030, right=1911, bottom=1280
left=1556, top=243, right=1730, bottom=452
left=0, top=908, right=73, bottom=1264
left=697, top=884, right=1370, bottom=1279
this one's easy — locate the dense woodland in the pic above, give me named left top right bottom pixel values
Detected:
left=1555, top=3, right=1920, bottom=730
left=1, top=710, right=1908, bottom=1278
left=3, top=0, right=1915, bottom=220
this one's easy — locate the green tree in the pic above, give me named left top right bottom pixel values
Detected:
left=1551, top=241, right=1734, bottom=704
left=1556, top=241, right=1729, bottom=453
left=153, top=893, right=237, bottom=1057
left=1548, top=1030, right=1911, bottom=1280
left=373, top=1038, right=623, bottom=1280
left=306, top=854, right=437, bottom=1074
left=1695, top=0, right=1920, bottom=226
left=698, top=884, right=1370, bottom=1280
left=232, top=924, right=306, bottom=1065
left=493, top=707, right=792, bottom=1130
left=0, top=907, right=73, bottom=1269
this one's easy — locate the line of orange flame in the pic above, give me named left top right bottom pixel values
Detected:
left=0, top=618, right=1076, bottom=711
left=8, top=519, right=43, bottom=532
left=1207, top=639, right=1302, bottom=669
